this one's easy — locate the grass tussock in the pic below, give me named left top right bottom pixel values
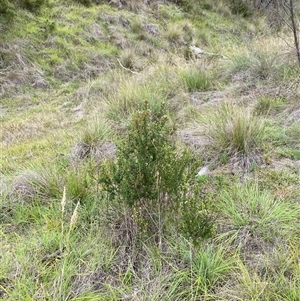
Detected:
left=254, top=96, right=285, bottom=116
left=180, top=66, right=215, bottom=92
left=222, top=36, right=299, bottom=84
left=80, top=117, right=113, bottom=149
left=200, top=102, right=265, bottom=167
left=104, top=63, right=188, bottom=125
left=9, top=167, right=62, bottom=201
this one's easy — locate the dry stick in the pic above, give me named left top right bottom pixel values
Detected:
left=117, top=58, right=140, bottom=75
left=265, top=1, right=300, bottom=66
left=289, top=0, right=300, bottom=66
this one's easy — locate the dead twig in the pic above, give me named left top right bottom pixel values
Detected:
left=117, top=58, right=140, bottom=75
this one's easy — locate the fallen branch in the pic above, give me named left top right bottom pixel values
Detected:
left=117, top=58, right=140, bottom=75
left=189, top=45, right=229, bottom=59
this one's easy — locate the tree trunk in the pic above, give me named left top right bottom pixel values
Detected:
left=289, top=0, right=300, bottom=66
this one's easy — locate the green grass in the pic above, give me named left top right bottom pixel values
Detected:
left=254, top=96, right=285, bottom=116
left=103, top=64, right=187, bottom=125
left=180, top=67, right=214, bottom=92
left=80, top=118, right=113, bottom=149
left=217, top=183, right=300, bottom=242
left=199, top=102, right=266, bottom=166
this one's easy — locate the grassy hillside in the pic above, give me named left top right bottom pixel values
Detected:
left=1, top=0, right=300, bottom=300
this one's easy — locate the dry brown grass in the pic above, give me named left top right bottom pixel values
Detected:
left=1, top=108, right=75, bottom=147
left=0, top=43, right=48, bottom=97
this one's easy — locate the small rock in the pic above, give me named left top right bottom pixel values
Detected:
left=197, top=166, right=209, bottom=176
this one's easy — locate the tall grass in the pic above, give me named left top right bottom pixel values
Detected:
left=180, top=67, right=213, bottom=92
left=80, top=117, right=113, bottom=149
left=201, top=102, right=265, bottom=162
left=167, top=238, right=236, bottom=299
left=104, top=65, right=187, bottom=124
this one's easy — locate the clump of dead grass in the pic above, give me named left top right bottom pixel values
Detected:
left=0, top=43, right=48, bottom=97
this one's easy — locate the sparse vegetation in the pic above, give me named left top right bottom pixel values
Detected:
left=1, top=0, right=300, bottom=300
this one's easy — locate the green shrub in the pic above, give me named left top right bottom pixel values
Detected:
left=0, top=0, right=16, bottom=19
left=21, top=0, right=47, bottom=11
left=226, top=0, right=255, bottom=17
left=99, top=101, right=214, bottom=244
left=74, top=0, right=93, bottom=6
